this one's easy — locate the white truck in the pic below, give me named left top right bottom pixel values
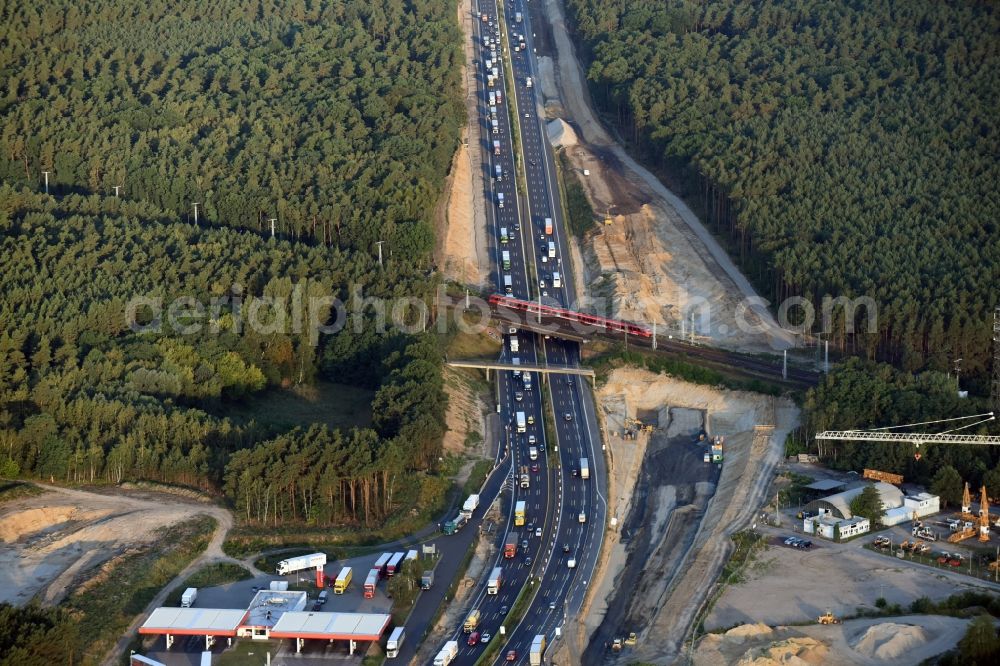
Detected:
left=510, top=336, right=519, bottom=353
left=580, top=457, right=590, bottom=480
left=386, top=626, right=405, bottom=658
left=276, top=552, right=326, bottom=575
left=516, top=11, right=522, bottom=22
left=181, top=587, right=197, bottom=608
left=530, top=634, right=546, bottom=665
left=462, top=494, right=480, bottom=517
left=548, top=241, right=556, bottom=258
left=504, top=274, right=513, bottom=294
left=434, top=640, right=459, bottom=666
left=516, top=411, right=527, bottom=432
left=487, top=566, right=503, bottom=594
left=552, top=271, right=561, bottom=288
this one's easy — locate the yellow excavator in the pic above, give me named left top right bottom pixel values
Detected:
left=818, top=610, right=841, bottom=625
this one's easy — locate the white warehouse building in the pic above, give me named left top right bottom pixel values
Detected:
left=802, top=482, right=940, bottom=540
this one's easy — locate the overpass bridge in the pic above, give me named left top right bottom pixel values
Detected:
left=446, top=359, right=595, bottom=380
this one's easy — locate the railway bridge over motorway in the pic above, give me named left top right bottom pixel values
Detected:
left=446, top=359, right=596, bottom=379
left=438, top=293, right=821, bottom=388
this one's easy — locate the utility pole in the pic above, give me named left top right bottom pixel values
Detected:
left=192, top=202, right=200, bottom=226
left=269, top=218, right=277, bottom=238
left=42, top=170, right=50, bottom=195
left=954, top=358, right=963, bottom=392
left=824, top=341, right=829, bottom=373
left=652, top=321, right=657, bottom=350
left=782, top=349, right=787, bottom=380
left=690, top=311, right=695, bottom=344
left=375, top=241, right=385, bottom=267
left=113, top=185, right=121, bottom=197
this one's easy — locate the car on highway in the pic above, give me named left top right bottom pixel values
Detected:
left=564, top=412, right=573, bottom=421
left=562, top=544, right=570, bottom=553
left=531, top=463, right=539, bottom=473
left=524, top=556, right=532, bottom=566
left=522, top=539, right=529, bottom=549
left=524, top=112, right=530, bottom=118
left=567, top=378, right=574, bottom=386
left=579, top=512, right=586, bottom=523
left=515, top=391, right=523, bottom=401
left=539, top=279, right=545, bottom=288
left=500, top=605, right=509, bottom=614
left=506, top=651, right=518, bottom=661
left=528, top=435, right=536, bottom=444
left=541, top=255, right=547, bottom=263
left=468, top=631, right=480, bottom=646
left=482, top=632, right=492, bottom=644
left=549, top=600, right=557, bottom=610
left=536, top=527, right=543, bottom=537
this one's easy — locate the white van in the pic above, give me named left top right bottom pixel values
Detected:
left=552, top=272, right=561, bottom=288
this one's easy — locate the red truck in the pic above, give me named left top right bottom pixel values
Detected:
left=504, top=532, right=519, bottom=558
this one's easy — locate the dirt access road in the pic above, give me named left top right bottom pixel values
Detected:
left=0, top=482, right=250, bottom=664
left=529, top=0, right=795, bottom=352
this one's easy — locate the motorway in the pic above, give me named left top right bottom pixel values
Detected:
left=433, top=0, right=608, bottom=663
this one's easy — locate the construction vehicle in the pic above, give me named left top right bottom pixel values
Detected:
left=611, top=638, right=622, bottom=651
left=624, top=632, right=637, bottom=646
left=818, top=610, right=841, bottom=625
left=948, top=526, right=976, bottom=543
left=960, top=482, right=976, bottom=521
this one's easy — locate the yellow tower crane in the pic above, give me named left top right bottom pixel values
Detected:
left=980, top=485, right=991, bottom=542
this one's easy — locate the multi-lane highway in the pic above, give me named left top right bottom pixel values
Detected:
left=432, top=0, right=609, bottom=663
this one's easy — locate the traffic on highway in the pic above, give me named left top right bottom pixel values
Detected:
left=431, top=0, right=607, bottom=664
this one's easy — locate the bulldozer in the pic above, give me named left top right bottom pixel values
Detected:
left=818, top=610, right=841, bottom=625
left=610, top=632, right=638, bottom=651
left=624, top=633, right=637, bottom=646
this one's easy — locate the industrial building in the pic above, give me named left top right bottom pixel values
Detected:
left=802, top=481, right=940, bottom=540
left=138, top=589, right=391, bottom=656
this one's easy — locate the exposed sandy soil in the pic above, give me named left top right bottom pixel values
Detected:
left=535, top=0, right=795, bottom=353
left=694, top=615, right=971, bottom=666
left=436, top=0, right=490, bottom=288
left=0, top=485, right=229, bottom=607
left=705, top=530, right=993, bottom=631
left=573, top=368, right=799, bottom=664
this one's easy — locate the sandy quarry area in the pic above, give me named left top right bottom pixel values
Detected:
left=705, top=534, right=994, bottom=632
left=532, top=0, right=794, bottom=353
left=694, top=615, right=971, bottom=666
left=564, top=367, right=799, bottom=664
left=436, top=0, right=490, bottom=288
left=0, top=484, right=229, bottom=607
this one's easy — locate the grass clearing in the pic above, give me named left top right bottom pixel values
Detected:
left=463, top=460, right=494, bottom=496
left=0, top=479, right=43, bottom=504
left=64, top=515, right=216, bottom=665
left=164, top=563, right=253, bottom=605
left=214, top=380, right=373, bottom=432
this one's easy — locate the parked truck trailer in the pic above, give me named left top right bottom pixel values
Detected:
left=386, top=626, right=405, bottom=658
left=333, top=566, right=352, bottom=594
left=276, top=553, right=326, bottom=575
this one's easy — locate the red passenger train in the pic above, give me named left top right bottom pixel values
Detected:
left=488, top=294, right=653, bottom=338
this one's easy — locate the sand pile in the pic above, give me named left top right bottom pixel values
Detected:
left=0, top=506, right=110, bottom=542
left=547, top=118, right=578, bottom=147
left=737, top=637, right=829, bottom=666
left=851, top=623, right=928, bottom=660
left=726, top=623, right=774, bottom=641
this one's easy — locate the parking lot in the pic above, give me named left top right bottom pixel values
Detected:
left=137, top=552, right=398, bottom=665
